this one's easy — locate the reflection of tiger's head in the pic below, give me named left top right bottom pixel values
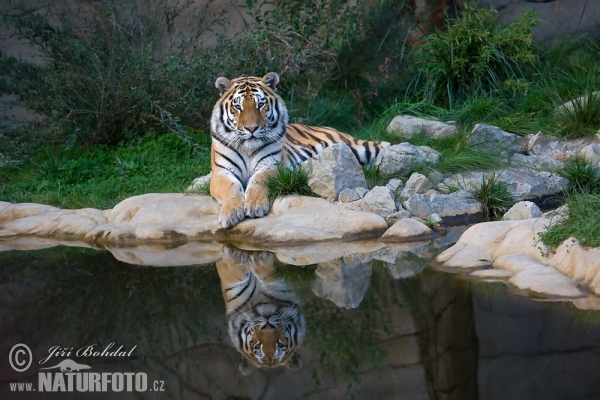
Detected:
left=216, top=247, right=305, bottom=375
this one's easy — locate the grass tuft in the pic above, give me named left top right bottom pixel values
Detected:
left=266, top=165, right=317, bottom=202
left=469, top=173, right=514, bottom=220
left=559, top=155, right=600, bottom=193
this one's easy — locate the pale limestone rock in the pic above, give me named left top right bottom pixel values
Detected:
left=400, top=173, right=434, bottom=201
left=375, top=143, right=441, bottom=176
left=470, top=269, right=514, bottom=279
left=527, top=131, right=544, bottom=155
left=0, top=209, right=107, bottom=237
left=380, top=218, right=436, bottom=243
left=468, top=124, right=527, bottom=154
left=386, top=178, right=404, bottom=198
left=385, top=209, right=411, bottom=225
left=301, top=142, right=367, bottom=201
left=355, top=187, right=369, bottom=198
left=0, top=202, right=60, bottom=223
left=403, top=190, right=484, bottom=225
left=338, top=188, right=360, bottom=203
left=503, top=201, right=542, bottom=221
left=387, top=115, right=455, bottom=139
left=359, top=186, right=396, bottom=217
left=580, top=143, right=600, bottom=167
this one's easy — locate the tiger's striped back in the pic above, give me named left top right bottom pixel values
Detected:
left=282, top=123, right=390, bottom=168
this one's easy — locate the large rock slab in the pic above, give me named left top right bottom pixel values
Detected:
left=387, top=115, right=455, bottom=139
left=375, top=143, right=441, bottom=176
left=436, top=218, right=600, bottom=298
left=402, top=190, right=484, bottom=225
left=380, top=218, right=436, bottom=243
left=441, top=169, right=569, bottom=201
left=468, top=124, right=527, bottom=154
left=301, top=142, right=367, bottom=201
left=0, top=194, right=389, bottom=245
left=358, top=186, right=397, bottom=217
left=503, top=201, right=542, bottom=221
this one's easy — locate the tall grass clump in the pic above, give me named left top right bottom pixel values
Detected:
left=413, top=4, right=538, bottom=107
left=266, top=165, right=317, bottom=202
left=469, top=173, right=514, bottom=219
left=558, top=155, right=600, bottom=193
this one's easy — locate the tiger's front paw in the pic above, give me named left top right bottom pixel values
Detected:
left=219, top=198, right=245, bottom=228
left=244, top=186, right=270, bottom=219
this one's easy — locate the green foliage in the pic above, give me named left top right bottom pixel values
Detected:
left=469, top=173, right=514, bottom=219
left=266, top=164, right=317, bottom=202
left=559, top=155, right=600, bottom=193
left=552, top=86, right=600, bottom=138
left=539, top=193, right=600, bottom=251
left=414, top=4, right=538, bottom=107
left=0, top=132, right=211, bottom=209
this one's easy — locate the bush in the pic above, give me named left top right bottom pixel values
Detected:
left=266, top=165, right=317, bottom=202
left=559, top=155, right=600, bottom=193
left=413, top=4, right=538, bottom=107
left=469, top=173, right=514, bottom=219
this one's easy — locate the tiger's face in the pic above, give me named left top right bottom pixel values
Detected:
left=213, top=72, right=287, bottom=146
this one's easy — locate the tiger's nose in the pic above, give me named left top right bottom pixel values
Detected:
left=245, top=125, right=259, bottom=133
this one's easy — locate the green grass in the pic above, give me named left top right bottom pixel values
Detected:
left=559, top=155, right=600, bottom=193
left=266, top=165, right=317, bottom=202
left=539, top=193, right=600, bottom=251
left=0, top=132, right=211, bottom=210
left=469, top=173, right=514, bottom=220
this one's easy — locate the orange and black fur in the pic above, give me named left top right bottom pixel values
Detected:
left=210, top=72, right=390, bottom=228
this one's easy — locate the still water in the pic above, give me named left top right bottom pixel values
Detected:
left=1, top=240, right=599, bottom=399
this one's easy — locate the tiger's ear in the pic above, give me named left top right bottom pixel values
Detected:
left=215, top=77, right=232, bottom=95
left=239, top=358, right=255, bottom=376
left=262, top=72, right=280, bottom=91
left=284, top=352, right=302, bottom=372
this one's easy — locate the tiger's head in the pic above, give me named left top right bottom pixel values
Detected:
left=211, top=72, right=288, bottom=148
left=234, top=302, right=305, bottom=375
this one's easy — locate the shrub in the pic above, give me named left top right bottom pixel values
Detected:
left=413, top=4, right=538, bottom=107
left=559, top=155, right=600, bottom=193
left=469, top=173, right=514, bottom=219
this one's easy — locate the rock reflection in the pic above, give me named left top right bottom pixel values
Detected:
left=217, top=247, right=305, bottom=374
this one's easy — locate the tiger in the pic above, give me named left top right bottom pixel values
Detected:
left=216, top=246, right=305, bottom=375
left=210, top=72, right=391, bottom=228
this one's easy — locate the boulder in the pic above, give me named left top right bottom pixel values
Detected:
left=380, top=218, right=436, bottom=243
left=403, top=190, right=484, bottom=226
left=0, top=194, right=389, bottom=245
left=580, top=143, right=600, bottom=168
left=468, top=124, right=527, bottom=154
left=387, top=115, right=455, bottom=139
left=301, top=142, right=367, bottom=201
left=399, top=172, right=434, bottom=201
left=503, top=201, right=542, bottom=221
left=385, top=209, right=412, bottom=225
left=375, top=143, right=441, bottom=176
left=338, top=188, right=360, bottom=203
left=440, top=169, right=569, bottom=201
left=386, top=178, right=404, bottom=198
left=358, top=186, right=397, bottom=218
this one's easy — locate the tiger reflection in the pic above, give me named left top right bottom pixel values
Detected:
left=216, top=247, right=305, bottom=375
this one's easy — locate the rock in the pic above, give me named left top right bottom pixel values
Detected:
left=386, top=179, right=404, bottom=198
left=338, top=188, right=360, bottom=203
left=557, top=91, right=600, bottom=114
left=441, top=169, right=569, bottom=201
left=359, top=186, right=397, bottom=218
left=470, top=269, right=514, bottom=280
left=0, top=194, right=389, bottom=245
left=428, top=213, right=443, bottom=225
left=355, top=187, right=369, bottom=198
left=403, top=190, right=484, bottom=226
left=186, top=171, right=212, bottom=192
left=312, top=258, right=372, bottom=309
left=468, top=124, right=527, bottom=154
left=380, top=218, right=436, bottom=243
left=503, top=201, right=542, bottom=221
left=427, top=170, right=444, bottom=186
left=301, top=142, right=367, bottom=201
left=527, top=131, right=544, bottom=155
left=387, top=115, right=455, bottom=139
left=436, top=218, right=600, bottom=297
left=375, top=143, right=441, bottom=176
left=510, top=153, right=564, bottom=170
left=541, top=204, right=569, bottom=222
left=400, top=172, right=434, bottom=201
left=385, top=209, right=412, bottom=225
left=0, top=202, right=60, bottom=223
left=580, top=143, right=600, bottom=167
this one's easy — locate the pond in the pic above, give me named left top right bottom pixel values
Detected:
left=1, top=238, right=599, bottom=399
